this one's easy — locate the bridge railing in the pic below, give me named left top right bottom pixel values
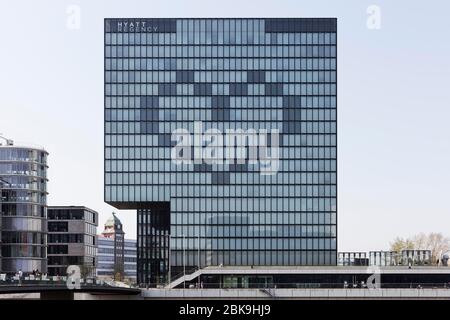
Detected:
left=175, top=282, right=450, bottom=289
left=0, top=276, right=110, bottom=288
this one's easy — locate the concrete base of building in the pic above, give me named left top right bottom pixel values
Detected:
left=0, top=292, right=142, bottom=300
left=73, top=293, right=143, bottom=300
left=41, top=291, right=74, bottom=300
left=141, top=288, right=450, bottom=300
left=0, top=293, right=40, bottom=300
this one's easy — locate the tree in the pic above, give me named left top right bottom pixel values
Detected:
left=80, top=264, right=95, bottom=279
left=390, top=233, right=450, bottom=265
left=390, top=237, right=414, bottom=252
left=423, top=233, right=450, bottom=264
left=411, top=233, right=428, bottom=250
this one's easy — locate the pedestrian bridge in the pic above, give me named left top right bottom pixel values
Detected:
left=0, top=277, right=141, bottom=299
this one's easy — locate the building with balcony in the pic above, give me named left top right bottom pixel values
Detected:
left=0, top=137, right=48, bottom=274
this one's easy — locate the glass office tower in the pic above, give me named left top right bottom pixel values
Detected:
left=104, top=18, right=337, bottom=285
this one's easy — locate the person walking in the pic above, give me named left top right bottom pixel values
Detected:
left=18, top=269, right=23, bottom=285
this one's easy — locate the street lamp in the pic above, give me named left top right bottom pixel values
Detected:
left=167, top=234, right=171, bottom=286
left=182, top=234, right=186, bottom=289
left=0, top=177, right=10, bottom=265
left=198, top=234, right=200, bottom=289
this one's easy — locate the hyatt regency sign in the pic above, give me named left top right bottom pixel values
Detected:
left=117, top=21, right=158, bottom=32
left=106, top=19, right=176, bottom=33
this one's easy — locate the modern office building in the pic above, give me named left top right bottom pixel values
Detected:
left=369, top=251, right=399, bottom=267
left=104, top=18, right=337, bottom=285
left=0, top=136, right=48, bottom=274
left=97, top=212, right=125, bottom=280
left=97, top=238, right=137, bottom=282
left=338, top=250, right=433, bottom=267
left=47, top=206, right=98, bottom=277
left=97, top=213, right=137, bottom=282
left=338, top=252, right=369, bottom=266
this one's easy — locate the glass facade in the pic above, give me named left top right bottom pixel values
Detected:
left=0, top=146, right=48, bottom=273
left=104, top=18, right=337, bottom=285
left=97, top=237, right=137, bottom=282
left=338, top=252, right=369, bottom=266
left=47, top=206, right=98, bottom=277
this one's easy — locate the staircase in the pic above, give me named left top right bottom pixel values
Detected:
left=165, top=269, right=204, bottom=289
left=259, top=288, right=276, bottom=298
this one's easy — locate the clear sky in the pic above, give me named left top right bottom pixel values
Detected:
left=0, top=0, right=449, bottom=252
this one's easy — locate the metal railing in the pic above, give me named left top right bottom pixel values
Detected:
left=0, top=276, right=112, bottom=288
left=152, top=282, right=450, bottom=290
